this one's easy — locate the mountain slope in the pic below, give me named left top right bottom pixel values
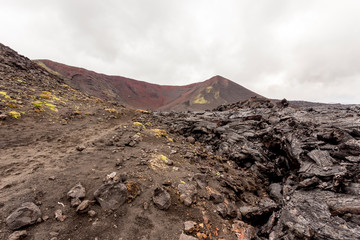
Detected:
left=37, top=60, right=262, bottom=111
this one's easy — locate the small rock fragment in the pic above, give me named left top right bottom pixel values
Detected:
left=67, top=183, right=86, bottom=200
left=7, top=230, right=27, bottom=240
left=178, top=183, right=197, bottom=206
left=153, top=187, right=171, bottom=210
left=54, top=209, right=66, bottom=222
left=193, top=173, right=208, bottom=189
left=76, top=145, right=86, bottom=151
left=70, top=198, right=82, bottom=207
left=76, top=200, right=91, bottom=212
left=210, top=193, right=224, bottom=204
left=184, top=221, right=197, bottom=233
left=179, top=233, right=197, bottom=240
left=187, top=136, right=196, bottom=144
left=88, top=210, right=97, bottom=217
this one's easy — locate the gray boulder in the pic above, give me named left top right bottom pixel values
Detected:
left=6, top=202, right=41, bottom=230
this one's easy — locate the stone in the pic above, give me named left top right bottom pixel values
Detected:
left=153, top=187, right=171, bottom=210
left=76, top=200, right=91, bottom=212
left=76, top=145, right=86, bottom=151
left=88, top=210, right=97, bottom=217
left=6, top=202, right=42, bottom=230
left=178, top=183, right=197, bottom=206
left=269, top=183, right=282, bottom=202
left=94, top=181, right=128, bottom=211
left=7, top=230, right=27, bottom=240
left=192, top=173, right=208, bottom=189
left=70, top=198, right=82, bottom=207
left=216, top=203, right=227, bottom=218
left=210, top=193, right=224, bottom=204
left=54, top=209, right=66, bottom=222
left=186, top=136, right=196, bottom=144
left=179, top=233, right=198, bottom=240
left=184, top=221, right=197, bottom=233
left=232, top=220, right=256, bottom=240
left=67, top=183, right=86, bottom=200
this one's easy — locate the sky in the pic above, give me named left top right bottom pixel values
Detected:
left=1, top=0, right=360, bottom=104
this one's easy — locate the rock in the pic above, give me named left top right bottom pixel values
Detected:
left=54, top=209, right=66, bottom=222
left=67, top=183, right=86, bottom=200
left=273, top=190, right=360, bottom=240
left=344, top=183, right=360, bottom=195
left=178, top=183, right=197, bottom=206
left=239, top=198, right=277, bottom=222
left=184, top=221, right=197, bottom=233
left=7, top=230, right=27, bottom=240
left=94, top=181, right=128, bottom=211
left=76, top=200, right=91, bottom=212
left=179, top=233, right=198, bottom=240
left=192, top=173, right=208, bottom=189
left=216, top=202, right=237, bottom=218
left=298, top=176, right=320, bottom=188
left=226, top=201, right=238, bottom=218
left=269, top=183, right=283, bottom=202
left=88, top=210, right=97, bottom=217
left=216, top=203, right=227, bottom=218
left=0, top=113, right=7, bottom=121
left=6, top=202, right=42, bottom=230
left=210, top=193, right=224, bottom=204
left=187, top=136, right=196, bottom=144
left=48, top=176, right=56, bottom=180
left=76, top=145, right=86, bottom=151
left=184, top=151, right=193, bottom=159
left=70, top=198, right=82, bottom=207
left=153, top=187, right=171, bottom=210
left=232, top=220, right=256, bottom=240
left=49, top=232, right=59, bottom=237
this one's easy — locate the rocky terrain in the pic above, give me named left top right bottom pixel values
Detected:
left=1, top=43, right=360, bottom=240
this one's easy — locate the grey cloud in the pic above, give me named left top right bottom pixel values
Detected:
left=0, top=0, right=360, bottom=103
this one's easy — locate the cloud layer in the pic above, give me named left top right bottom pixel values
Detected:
left=1, top=0, right=360, bottom=103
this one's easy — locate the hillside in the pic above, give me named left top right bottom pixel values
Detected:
left=36, top=60, right=262, bottom=111
left=1, top=43, right=360, bottom=240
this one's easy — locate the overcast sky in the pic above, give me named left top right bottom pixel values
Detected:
left=1, top=0, right=360, bottom=103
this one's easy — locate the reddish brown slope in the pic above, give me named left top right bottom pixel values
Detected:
left=36, top=60, right=262, bottom=110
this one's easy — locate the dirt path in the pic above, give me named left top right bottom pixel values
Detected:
left=0, top=112, right=238, bottom=240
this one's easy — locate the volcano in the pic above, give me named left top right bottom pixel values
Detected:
left=36, top=60, right=262, bottom=111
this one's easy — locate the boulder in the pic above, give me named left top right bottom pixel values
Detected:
left=6, top=202, right=41, bottom=230
left=153, top=187, right=171, bottom=210
left=94, top=181, right=128, bottom=210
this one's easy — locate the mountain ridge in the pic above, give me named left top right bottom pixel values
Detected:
left=36, top=59, right=263, bottom=111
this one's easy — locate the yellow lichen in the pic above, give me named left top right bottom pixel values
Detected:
left=133, top=122, right=145, bottom=129
left=214, top=91, right=220, bottom=99
left=104, top=108, right=117, bottom=113
left=206, top=86, right=213, bottom=93
left=0, top=91, right=7, bottom=96
left=8, top=111, right=21, bottom=119
left=136, top=109, right=150, bottom=114
left=32, top=101, right=43, bottom=108
left=160, top=155, right=168, bottom=163
left=192, top=94, right=209, bottom=104
left=38, top=94, right=51, bottom=99
left=150, top=129, right=168, bottom=137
